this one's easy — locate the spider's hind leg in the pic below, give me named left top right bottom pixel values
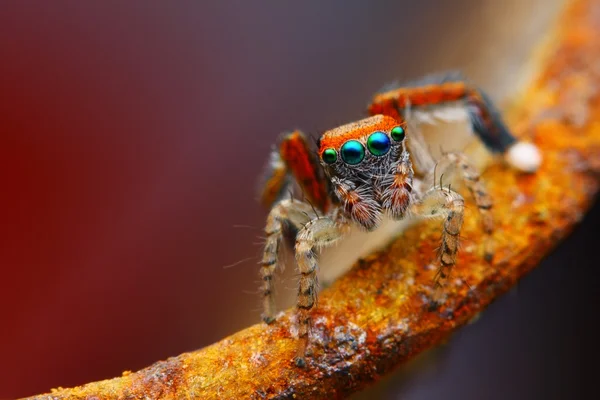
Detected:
left=464, top=87, right=517, bottom=153
left=259, top=130, right=330, bottom=212
left=368, top=72, right=541, bottom=172
left=465, top=87, right=542, bottom=173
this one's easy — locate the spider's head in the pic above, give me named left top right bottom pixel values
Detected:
left=318, top=115, right=406, bottom=182
left=318, top=115, right=410, bottom=229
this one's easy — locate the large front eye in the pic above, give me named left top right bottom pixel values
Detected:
left=340, top=140, right=365, bottom=165
left=367, top=131, right=391, bottom=156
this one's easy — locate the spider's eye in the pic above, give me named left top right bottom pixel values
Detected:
left=391, top=126, right=405, bottom=142
left=367, top=131, right=391, bottom=156
left=340, top=140, right=365, bottom=165
left=322, top=148, right=337, bottom=164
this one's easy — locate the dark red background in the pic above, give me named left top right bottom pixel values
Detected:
left=1, top=1, right=598, bottom=399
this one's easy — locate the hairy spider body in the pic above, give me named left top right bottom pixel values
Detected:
left=258, top=74, right=540, bottom=366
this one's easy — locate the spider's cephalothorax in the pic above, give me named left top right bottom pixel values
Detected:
left=257, top=73, right=540, bottom=367
left=317, top=115, right=413, bottom=230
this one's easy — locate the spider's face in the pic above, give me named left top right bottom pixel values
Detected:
left=318, top=115, right=406, bottom=183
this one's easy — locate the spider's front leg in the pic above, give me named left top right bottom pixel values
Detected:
left=411, top=186, right=465, bottom=296
left=293, top=213, right=344, bottom=366
left=261, top=199, right=314, bottom=323
left=423, top=152, right=494, bottom=261
left=259, top=129, right=333, bottom=324
left=261, top=198, right=344, bottom=365
left=259, top=128, right=346, bottom=365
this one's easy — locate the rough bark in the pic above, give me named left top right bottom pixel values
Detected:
left=25, top=0, right=600, bottom=398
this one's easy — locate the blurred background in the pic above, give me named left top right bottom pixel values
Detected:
left=1, top=0, right=598, bottom=399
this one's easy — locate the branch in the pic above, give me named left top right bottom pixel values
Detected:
left=26, top=1, right=600, bottom=399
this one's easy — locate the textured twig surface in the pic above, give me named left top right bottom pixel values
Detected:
left=25, top=0, right=600, bottom=398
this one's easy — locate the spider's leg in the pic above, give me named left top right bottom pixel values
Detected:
left=465, top=88, right=542, bottom=172
left=411, top=187, right=465, bottom=299
left=463, top=87, right=516, bottom=152
left=294, top=214, right=344, bottom=367
left=423, top=152, right=494, bottom=261
left=368, top=74, right=541, bottom=172
left=259, top=148, right=291, bottom=209
left=259, top=130, right=330, bottom=212
left=261, top=199, right=314, bottom=324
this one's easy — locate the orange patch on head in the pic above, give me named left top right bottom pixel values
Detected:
left=318, top=115, right=402, bottom=156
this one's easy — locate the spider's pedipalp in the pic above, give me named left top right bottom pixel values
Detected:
left=381, top=149, right=414, bottom=219
left=330, top=176, right=382, bottom=230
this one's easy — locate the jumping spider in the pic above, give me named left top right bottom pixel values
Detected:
left=258, top=73, right=541, bottom=366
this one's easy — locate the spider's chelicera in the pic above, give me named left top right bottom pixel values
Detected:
left=257, top=72, right=541, bottom=366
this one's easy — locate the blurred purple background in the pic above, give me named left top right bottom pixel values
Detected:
left=1, top=1, right=598, bottom=399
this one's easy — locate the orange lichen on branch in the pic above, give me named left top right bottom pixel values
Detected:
left=25, top=0, right=600, bottom=399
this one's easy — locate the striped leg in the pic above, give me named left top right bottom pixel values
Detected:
left=294, top=216, right=343, bottom=367
left=424, top=152, right=494, bottom=261
left=261, top=209, right=283, bottom=324
left=412, top=187, right=465, bottom=292
left=260, top=199, right=315, bottom=324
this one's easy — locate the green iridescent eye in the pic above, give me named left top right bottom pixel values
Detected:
left=391, top=126, right=405, bottom=142
left=340, top=140, right=365, bottom=165
left=322, top=148, right=337, bottom=164
left=367, top=131, right=391, bottom=156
